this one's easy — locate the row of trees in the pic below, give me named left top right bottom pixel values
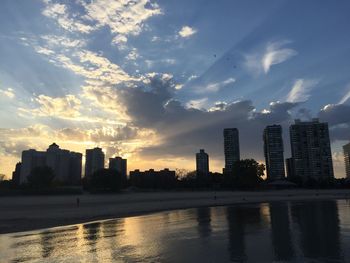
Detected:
left=1, top=159, right=349, bottom=194
left=179, top=159, right=265, bottom=190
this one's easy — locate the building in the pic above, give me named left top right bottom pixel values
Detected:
left=129, top=168, right=176, bottom=189
left=263, top=125, right=285, bottom=181
left=289, top=119, right=334, bottom=179
left=196, top=149, right=209, bottom=177
left=12, top=162, right=21, bottom=186
left=69, top=152, right=83, bottom=185
left=109, top=157, right=127, bottom=183
left=20, top=149, right=46, bottom=184
left=223, top=128, right=240, bottom=175
left=285, top=158, right=295, bottom=179
left=85, top=147, right=105, bottom=179
left=343, top=142, right=350, bottom=178
left=19, top=143, right=82, bottom=185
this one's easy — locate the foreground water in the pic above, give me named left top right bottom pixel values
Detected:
left=1, top=200, right=350, bottom=262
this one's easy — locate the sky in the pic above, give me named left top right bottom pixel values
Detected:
left=1, top=0, right=350, bottom=178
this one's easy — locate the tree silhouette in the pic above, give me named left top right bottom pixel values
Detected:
left=88, top=168, right=122, bottom=192
left=225, top=159, right=264, bottom=189
left=27, top=166, right=55, bottom=188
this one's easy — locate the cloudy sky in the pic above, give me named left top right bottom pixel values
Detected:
left=1, top=0, right=350, bottom=178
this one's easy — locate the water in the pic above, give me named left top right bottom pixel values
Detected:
left=1, top=200, right=350, bottom=262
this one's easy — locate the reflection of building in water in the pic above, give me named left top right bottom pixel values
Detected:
left=269, top=202, right=294, bottom=261
left=100, top=219, right=126, bottom=261
left=226, top=206, right=262, bottom=262
left=291, top=201, right=342, bottom=260
left=40, top=227, right=79, bottom=259
left=83, top=222, right=102, bottom=255
left=196, top=207, right=212, bottom=238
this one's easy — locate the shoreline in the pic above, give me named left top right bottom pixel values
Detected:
left=1, top=189, right=350, bottom=235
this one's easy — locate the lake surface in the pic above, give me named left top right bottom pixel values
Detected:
left=1, top=200, right=350, bottom=262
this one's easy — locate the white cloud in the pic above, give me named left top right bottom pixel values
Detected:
left=286, top=79, right=319, bottom=103
left=0, top=88, right=15, bottom=99
left=245, top=40, right=297, bottom=74
left=262, top=41, right=297, bottom=73
left=175, top=84, right=183, bottom=90
left=42, top=2, right=94, bottom=34
left=41, top=35, right=86, bottom=48
left=126, top=48, right=139, bottom=61
left=188, top=75, right=198, bottom=81
left=42, top=0, right=162, bottom=46
left=34, top=46, right=55, bottom=55
left=112, top=35, right=128, bottom=45
left=83, top=0, right=161, bottom=45
left=179, top=26, right=197, bottom=38
left=20, top=94, right=81, bottom=118
left=186, top=98, right=208, bottom=109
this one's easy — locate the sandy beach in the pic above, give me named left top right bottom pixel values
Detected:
left=1, top=189, right=350, bottom=234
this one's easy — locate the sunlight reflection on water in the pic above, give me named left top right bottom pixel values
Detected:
left=1, top=200, right=350, bottom=262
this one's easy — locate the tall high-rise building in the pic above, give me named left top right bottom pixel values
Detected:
left=196, top=149, right=209, bottom=177
left=109, top=156, right=127, bottom=183
left=19, top=143, right=82, bottom=184
left=263, top=125, right=285, bottom=181
left=223, top=128, right=240, bottom=175
left=289, top=119, right=334, bottom=179
left=343, top=142, right=350, bottom=179
left=69, top=152, right=83, bottom=185
left=85, top=147, right=105, bottom=178
left=285, top=158, right=295, bottom=179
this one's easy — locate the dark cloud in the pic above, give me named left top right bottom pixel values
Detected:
left=318, top=104, right=350, bottom=126
left=319, top=104, right=350, bottom=142
left=115, top=78, right=300, bottom=163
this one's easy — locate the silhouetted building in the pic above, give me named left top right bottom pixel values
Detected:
left=109, top=157, right=127, bottom=183
left=46, top=143, right=82, bottom=185
left=85, top=147, right=105, bottom=179
left=12, top=162, right=21, bottom=186
left=130, top=168, right=176, bottom=189
left=223, top=128, right=240, bottom=175
left=19, top=143, right=82, bottom=185
left=343, top=142, right=350, bottom=179
left=289, top=119, right=334, bottom=179
left=196, top=149, right=209, bottom=177
left=263, top=125, right=285, bottom=181
left=285, top=158, right=295, bottom=179
left=69, top=152, right=83, bottom=185
left=20, top=149, right=46, bottom=184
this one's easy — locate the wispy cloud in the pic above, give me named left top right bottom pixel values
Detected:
left=20, top=94, right=82, bottom=118
left=42, top=2, right=94, bottom=33
left=195, top=78, right=235, bottom=94
left=179, top=26, right=197, bottom=38
left=338, top=83, right=350, bottom=104
left=245, top=40, right=297, bottom=74
left=286, top=79, right=319, bottom=103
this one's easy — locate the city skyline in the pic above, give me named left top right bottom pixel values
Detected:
left=1, top=0, right=350, bottom=178
left=11, top=120, right=346, bottom=182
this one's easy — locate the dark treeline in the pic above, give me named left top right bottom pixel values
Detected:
left=1, top=159, right=350, bottom=195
